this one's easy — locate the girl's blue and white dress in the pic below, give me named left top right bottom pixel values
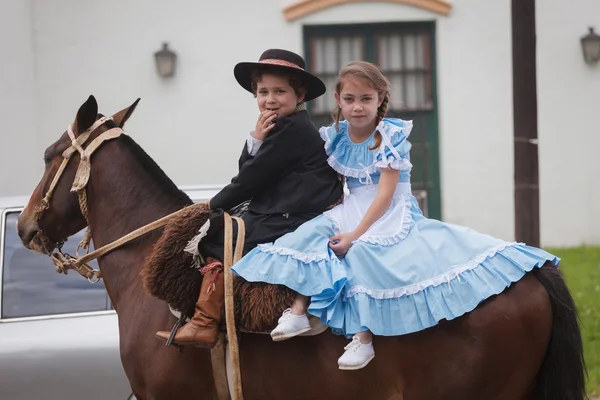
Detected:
left=231, top=118, right=559, bottom=337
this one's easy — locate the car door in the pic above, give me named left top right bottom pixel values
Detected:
left=0, top=209, right=131, bottom=400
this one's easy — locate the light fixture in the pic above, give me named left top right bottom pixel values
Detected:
left=581, top=27, right=600, bottom=65
left=154, top=42, right=177, bottom=77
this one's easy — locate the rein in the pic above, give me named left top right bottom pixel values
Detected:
left=51, top=205, right=202, bottom=283
left=33, top=117, right=201, bottom=283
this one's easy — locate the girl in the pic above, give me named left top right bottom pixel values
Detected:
left=231, top=61, right=559, bottom=369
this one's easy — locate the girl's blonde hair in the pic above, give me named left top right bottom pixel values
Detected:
left=333, top=61, right=391, bottom=150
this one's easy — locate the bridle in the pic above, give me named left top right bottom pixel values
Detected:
left=32, top=116, right=124, bottom=282
left=31, top=117, right=196, bottom=283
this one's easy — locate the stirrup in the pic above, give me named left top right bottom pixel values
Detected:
left=165, top=315, right=187, bottom=352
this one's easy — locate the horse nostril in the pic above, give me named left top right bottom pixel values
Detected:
left=16, top=217, right=37, bottom=247
left=23, top=229, right=36, bottom=247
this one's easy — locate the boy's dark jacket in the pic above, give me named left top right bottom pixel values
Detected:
left=202, top=110, right=343, bottom=260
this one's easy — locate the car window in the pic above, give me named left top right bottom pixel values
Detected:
left=2, top=211, right=110, bottom=319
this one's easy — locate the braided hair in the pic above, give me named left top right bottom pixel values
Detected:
left=369, top=91, right=390, bottom=150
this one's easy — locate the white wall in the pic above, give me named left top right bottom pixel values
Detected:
left=4, top=0, right=514, bottom=240
left=435, top=0, right=514, bottom=241
left=0, top=0, right=38, bottom=197
left=12, top=0, right=599, bottom=246
left=30, top=0, right=296, bottom=192
left=537, top=0, right=600, bottom=247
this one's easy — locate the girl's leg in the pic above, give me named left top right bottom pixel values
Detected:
left=270, top=293, right=312, bottom=341
left=290, top=294, right=309, bottom=315
left=355, top=330, right=373, bottom=344
left=338, top=330, right=376, bottom=370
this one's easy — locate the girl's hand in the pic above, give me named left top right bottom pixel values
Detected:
left=254, top=111, right=277, bottom=140
left=329, top=232, right=357, bottom=258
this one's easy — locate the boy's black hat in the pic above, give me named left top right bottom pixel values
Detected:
left=234, top=49, right=326, bottom=102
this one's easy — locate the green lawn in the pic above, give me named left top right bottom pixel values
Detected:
left=549, top=246, right=600, bottom=396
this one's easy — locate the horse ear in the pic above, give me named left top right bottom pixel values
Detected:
left=112, top=98, right=141, bottom=128
left=74, top=95, right=98, bottom=135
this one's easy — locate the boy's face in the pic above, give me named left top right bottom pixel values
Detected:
left=256, top=73, right=305, bottom=118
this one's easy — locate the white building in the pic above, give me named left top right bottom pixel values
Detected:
left=1, top=0, right=599, bottom=247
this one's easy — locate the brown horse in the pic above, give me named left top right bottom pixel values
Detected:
left=17, top=96, right=586, bottom=400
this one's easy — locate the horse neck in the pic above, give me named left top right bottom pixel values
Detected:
left=84, top=137, right=191, bottom=310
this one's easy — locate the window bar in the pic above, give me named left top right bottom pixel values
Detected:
left=424, top=32, right=433, bottom=109
left=400, top=34, right=408, bottom=109
left=414, top=33, right=423, bottom=107
left=421, top=114, right=430, bottom=190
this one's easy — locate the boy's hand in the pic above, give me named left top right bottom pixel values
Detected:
left=254, top=111, right=277, bottom=140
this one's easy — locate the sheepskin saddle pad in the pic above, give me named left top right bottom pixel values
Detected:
left=140, top=204, right=298, bottom=332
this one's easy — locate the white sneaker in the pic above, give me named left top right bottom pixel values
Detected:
left=270, top=308, right=311, bottom=341
left=338, top=335, right=375, bottom=370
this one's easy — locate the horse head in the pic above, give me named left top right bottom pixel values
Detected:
left=17, top=95, right=140, bottom=254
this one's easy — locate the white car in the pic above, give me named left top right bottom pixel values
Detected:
left=0, top=186, right=221, bottom=400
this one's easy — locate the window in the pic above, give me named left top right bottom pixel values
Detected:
left=376, top=31, right=433, bottom=111
left=2, top=211, right=110, bottom=319
left=304, top=22, right=441, bottom=219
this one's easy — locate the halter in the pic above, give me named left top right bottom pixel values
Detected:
left=33, top=117, right=124, bottom=282
left=31, top=117, right=207, bottom=284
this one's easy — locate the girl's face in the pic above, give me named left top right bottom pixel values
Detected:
left=335, top=78, right=383, bottom=131
left=256, top=73, right=305, bottom=118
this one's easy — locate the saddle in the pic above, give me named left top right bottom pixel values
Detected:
left=141, top=203, right=326, bottom=334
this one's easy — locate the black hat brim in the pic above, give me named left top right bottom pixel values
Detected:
left=234, top=62, right=326, bottom=102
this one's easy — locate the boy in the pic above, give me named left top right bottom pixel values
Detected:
left=156, top=49, right=343, bottom=347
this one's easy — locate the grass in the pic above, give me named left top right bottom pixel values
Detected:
left=548, top=246, right=600, bottom=397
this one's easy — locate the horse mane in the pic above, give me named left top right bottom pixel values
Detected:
left=119, top=134, right=192, bottom=207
